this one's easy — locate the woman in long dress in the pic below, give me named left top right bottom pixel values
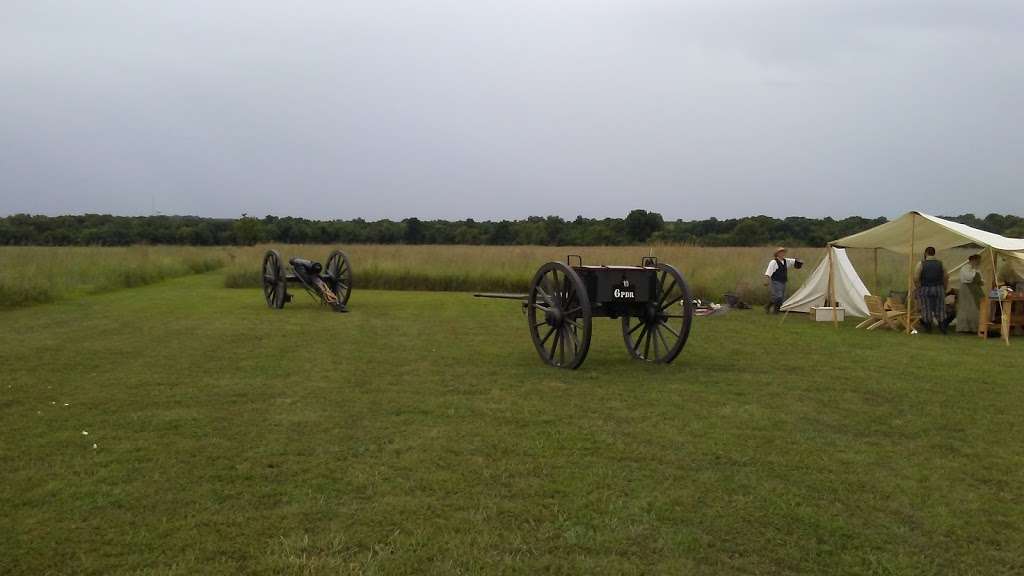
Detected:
left=957, top=253, right=984, bottom=333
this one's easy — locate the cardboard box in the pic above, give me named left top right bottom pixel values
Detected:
left=811, top=306, right=845, bottom=322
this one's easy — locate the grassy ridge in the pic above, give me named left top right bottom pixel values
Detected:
left=0, top=246, right=230, bottom=308
left=223, top=244, right=938, bottom=304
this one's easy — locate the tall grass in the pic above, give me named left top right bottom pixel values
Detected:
left=0, top=246, right=231, bottom=308
left=223, top=244, right=968, bottom=304
left=1, top=244, right=971, bottom=310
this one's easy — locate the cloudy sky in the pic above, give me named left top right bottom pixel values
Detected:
left=2, top=0, right=1022, bottom=220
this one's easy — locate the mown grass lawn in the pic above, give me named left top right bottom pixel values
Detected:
left=1, top=272, right=1021, bottom=575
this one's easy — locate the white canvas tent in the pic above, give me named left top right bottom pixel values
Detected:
left=823, top=211, right=1024, bottom=333
left=781, top=247, right=870, bottom=317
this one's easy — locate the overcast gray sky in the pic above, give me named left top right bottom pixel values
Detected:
left=2, top=0, right=1022, bottom=220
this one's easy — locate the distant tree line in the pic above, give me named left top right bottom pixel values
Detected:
left=1, top=210, right=1021, bottom=247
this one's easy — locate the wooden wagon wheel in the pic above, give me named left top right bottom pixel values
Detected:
left=527, top=262, right=592, bottom=369
left=262, top=250, right=286, bottom=309
left=622, top=263, right=693, bottom=363
left=324, top=249, right=353, bottom=306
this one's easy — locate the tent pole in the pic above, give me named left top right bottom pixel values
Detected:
left=874, top=248, right=880, bottom=295
left=989, top=246, right=999, bottom=289
left=989, top=247, right=1007, bottom=346
left=906, top=214, right=915, bottom=334
left=829, top=246, right=838, bottom=327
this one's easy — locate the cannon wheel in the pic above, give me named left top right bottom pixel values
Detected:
left=262, top=250, right=286, bottom=309
left=622, top=263, right=693, bottom=363
left=325, top=249, right=353, bottom=306
left=527, top=261, right=592, bottom=369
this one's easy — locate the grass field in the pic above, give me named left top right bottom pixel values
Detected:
left=2, top=270, right=1021, bottom=575
left=2, top=244, right=970, bottom=310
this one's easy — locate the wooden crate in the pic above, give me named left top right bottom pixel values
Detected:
left=810, top=306, right=845, bottom=322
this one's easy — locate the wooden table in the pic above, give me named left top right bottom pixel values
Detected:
left=978, top=293, right=1024, bottom=345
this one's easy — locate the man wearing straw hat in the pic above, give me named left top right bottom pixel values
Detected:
left=763, top=247, right=803, bottom=314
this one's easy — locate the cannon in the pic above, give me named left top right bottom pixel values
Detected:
left=261, top=249, right=352, bottom=312
left=476, top=256, right=693, bottom=369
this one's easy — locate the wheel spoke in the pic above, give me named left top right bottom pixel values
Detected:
left=634, top=324, right=649, bottom=356
left=551, top=270, right=561, bottom=305
left=540, top=325, right=556, bottom=346
left=535, top=285, right=555, bottom=307
left=564, top=323, right=579, bottom=357
left=655, top=325, right=672, bottom=358
left=643, top=323, right=652, bottom=359
left=548, top=326, right=559, bottom=360
left=659, top=320, right=681, bottom=339
left=659, top=278, right=678, bottom=309
left=660, top=298, right=683, bottom=312
left=628, top=320, right=645, bottom=335
left=542, top=274, right=559, bottom=307
left=562, top=272, right=575, bottom=309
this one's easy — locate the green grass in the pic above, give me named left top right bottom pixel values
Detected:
left=2, top=271, right=1021, bottom=574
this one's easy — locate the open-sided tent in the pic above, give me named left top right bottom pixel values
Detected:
left=781, top=247, right=870, bottom=317
left=828, top=212, right=1024, bottom=332
left=831, top=212, right=1024, bottom=256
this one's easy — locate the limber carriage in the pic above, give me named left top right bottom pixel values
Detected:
left=476, top=256, right=694, bottom=369
left=261, top=249, right=352, bottom=312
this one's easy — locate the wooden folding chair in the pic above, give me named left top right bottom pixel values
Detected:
left=885, top=297, right=919, bottom=331
left=857, top=295, right=906, bottom=330
left=857, top=295, right=891, bottom=329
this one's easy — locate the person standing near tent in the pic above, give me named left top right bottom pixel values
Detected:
left=914, top=246, right=948, bottom=333
left=763, top=247, right=802, bottom=314
left=956, top=253, right=984, bottom=333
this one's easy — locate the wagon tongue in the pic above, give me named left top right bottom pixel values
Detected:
left=472, top=292, right=529, bottom=300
